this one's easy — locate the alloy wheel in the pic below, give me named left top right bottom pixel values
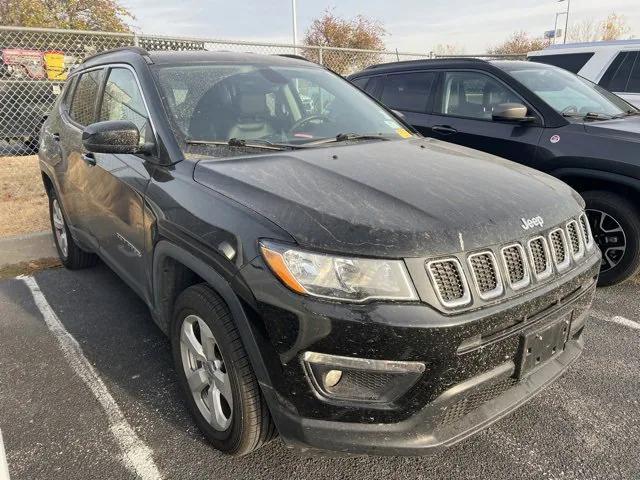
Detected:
left=180, top=314, right=233, bottom=431
left=586, top=208, right=627, bottom=274
left=52, top=198, right=68, bottom=258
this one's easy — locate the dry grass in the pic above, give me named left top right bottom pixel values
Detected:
left=0, top=258, right=61, bottom=280
left=0, top=155, right=50, bottom=238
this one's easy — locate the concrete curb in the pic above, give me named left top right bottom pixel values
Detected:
left=0, top=231, right=57, bottom=268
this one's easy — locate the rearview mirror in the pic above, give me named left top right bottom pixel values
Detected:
left=82, top=120, right=150, bottom=154
left=492, top=103, right=535, bottom=123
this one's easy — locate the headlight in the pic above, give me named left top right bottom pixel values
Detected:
left=259, top=241, right=418, bottom=302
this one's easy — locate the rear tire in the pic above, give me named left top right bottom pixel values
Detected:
left=171, top=284, right=277, bottom=455
left=582, top=190, right=640, bottom=286
left=48, top=190, right=98, bottom=270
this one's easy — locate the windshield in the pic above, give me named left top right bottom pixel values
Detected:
left=152, top=62, right=412, bottom=149
left=505, top=63, right=632, bottom=118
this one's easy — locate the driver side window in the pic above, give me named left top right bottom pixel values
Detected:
left=100, top=67, right=150, bottom=144
left=438, top=71, right=523, bottom=120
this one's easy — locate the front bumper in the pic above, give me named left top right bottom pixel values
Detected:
left=240, top=249, right=600, bottom=455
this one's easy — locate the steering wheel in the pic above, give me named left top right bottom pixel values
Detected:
left=289, top=114, right=332, bottom=133
left=561, top=105, right=578, bottom=115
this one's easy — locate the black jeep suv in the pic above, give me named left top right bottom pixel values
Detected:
left=39, top=48, right=600, bottom=456
left=349, top=59, right=640, bottom=286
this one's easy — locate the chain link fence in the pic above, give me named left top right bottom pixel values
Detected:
left=0, top=25, right=522, bottom=156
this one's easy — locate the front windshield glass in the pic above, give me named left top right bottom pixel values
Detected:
left=504, top=63, right=632, bottom=118
left=152, top=62, right=412, bottom=148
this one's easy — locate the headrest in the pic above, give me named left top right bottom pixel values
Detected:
left=237, top=93, right=267, bottom=116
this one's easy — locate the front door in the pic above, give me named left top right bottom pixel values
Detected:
left=426, top=70, right=543, bottom=164
left=84, top=66, right=154, bottom=299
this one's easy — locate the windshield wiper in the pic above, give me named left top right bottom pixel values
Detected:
left=561, top=111, right=613, bottom=121
left=186, top=138, right=300, bottom=151
left=303, top=133, right=392, bottom=146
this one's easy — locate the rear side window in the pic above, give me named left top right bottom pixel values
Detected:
left=599, top=51, right=639, bottom=92
left=350, top=77, right=369, bottom=90
left=529, top=53, right=594, bottom=74
left=628, top=54, right=640, bottom=92
left=69, top=69, right=103, bottom=126
left=100, top=67, right=150, bottom=142
left=380, top=72, right=436, bottom=113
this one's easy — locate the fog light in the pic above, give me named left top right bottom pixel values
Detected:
left=324, top=369, right=343, bottom=388
left=302, top=351, right=425, bottom=404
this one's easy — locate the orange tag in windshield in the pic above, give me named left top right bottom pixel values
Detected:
left=396, top=128, right=412, bottom=138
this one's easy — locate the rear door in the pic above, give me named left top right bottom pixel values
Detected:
left=425, top=69, right=543, bottom=163
left=598, top=51, right=640, bottom=108
left=57, top=67, right=105, bottom=249
left=375, top=71, right=438, bottom=135
left=84, top=65, right=154, bottom=299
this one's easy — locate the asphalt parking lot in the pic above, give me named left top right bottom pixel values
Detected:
left=0, top=265, right=639, bottom=480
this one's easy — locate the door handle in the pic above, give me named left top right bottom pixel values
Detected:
left=81, top=153, right=96, bottom=166
left=432, top=125, right=458, bottom=135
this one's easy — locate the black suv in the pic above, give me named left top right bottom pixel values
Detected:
left=39, top=48, right=600, bottom=456
left=349, top=59, right=640, bottom=286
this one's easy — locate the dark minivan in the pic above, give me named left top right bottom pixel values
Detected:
left=349, top=59, right=640, bottom=286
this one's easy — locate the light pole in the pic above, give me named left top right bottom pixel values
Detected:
left=557, top=0, right=571, bottom=44
left=291, top=0, right=298, bottom=51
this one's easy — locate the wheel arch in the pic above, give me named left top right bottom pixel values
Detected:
left=552, top=167, right=640, bottom=208
left=152, top=240, right=275, bottom=393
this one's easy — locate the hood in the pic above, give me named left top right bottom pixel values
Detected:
left=583, top=115, right=640, bottom=141
left=193, top=138, right=584, bottom=258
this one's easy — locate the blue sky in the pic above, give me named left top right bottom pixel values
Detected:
left=122, top=0, right=640, bottom=53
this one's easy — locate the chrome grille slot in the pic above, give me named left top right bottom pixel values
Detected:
left=579, top=213, right=594, bottom=250
left=566, top=220, right=585, bottom=259
left=426, top=259, right=471, bottom=308
left=527, top=236, right=552, bottom=280
left=468, top=251, right=503, bottom=300
left=501, top=244, right=530, bottom=290
left=549, top=228, right=570, bottom=271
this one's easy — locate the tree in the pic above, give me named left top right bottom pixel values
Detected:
left=302, top=8, right=386, bottom=75
left=567, top=12, right=630, bottom=42
left=0, top=0, right=134, bottom=32
left=488, top=31, right=548, bottom=56
left=433, top=43, right=465, bottom=57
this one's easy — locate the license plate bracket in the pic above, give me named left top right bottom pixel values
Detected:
left=517, top=314, right=572, bottom=378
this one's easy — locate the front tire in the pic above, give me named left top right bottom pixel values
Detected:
left=582, top=190, right=640, bottom=286
left=171, top=284, right=276, bottom=455
left=48, top=190, right=98, bottom=270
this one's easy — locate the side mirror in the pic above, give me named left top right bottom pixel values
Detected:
left=82, top=120, right=150, bottom=154
left=492, top=103, right=535, bottom=123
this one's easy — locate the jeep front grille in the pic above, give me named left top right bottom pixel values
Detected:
left=579, top=213, right=594, bottom=250
left=527, top=237, right=552, bottom=280
left=425, top=215, right=593, bottom=310
left=501, top=244, right=530, bottom=290
left=549, top=228, right=570, bottom=271
left=426, top=259, right=471, bottom=308
left=566, top=220, right=584, bottom=259
left=468, top=252, right=503, bottom=300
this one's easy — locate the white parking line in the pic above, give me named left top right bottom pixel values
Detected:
left=19, top=276, right=162, bottom=480
left=590, top=310, right=640, bottom=331
left=0, top=429, right=10, bottom=480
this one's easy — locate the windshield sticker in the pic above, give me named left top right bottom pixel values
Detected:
left=396, top=128, right=412, bottom=138
left=550, top=134, right=560, bottom=144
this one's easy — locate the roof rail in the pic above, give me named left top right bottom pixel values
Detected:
left=544, top=39, right=640, bottom=50
left=365, top=57, right=488, bottom=70
left=276, top=54, right=311, bottom=62
left=83, top=46, right=151, bottom=63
